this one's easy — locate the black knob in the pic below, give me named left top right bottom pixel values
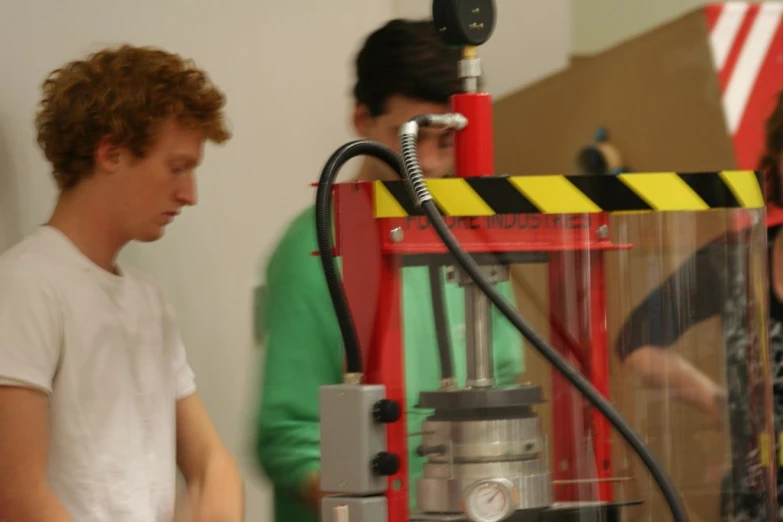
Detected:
left=372, top=452, right=400, bottom=476
left=373, top=400, right=401, bottom=423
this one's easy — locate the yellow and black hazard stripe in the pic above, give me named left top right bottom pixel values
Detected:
left=373, top=171, right=765, bottom=218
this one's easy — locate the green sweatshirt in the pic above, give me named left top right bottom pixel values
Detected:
left=254, top=206, right=525, bottom=522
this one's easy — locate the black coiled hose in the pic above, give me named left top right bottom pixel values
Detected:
left=420, top=199, right=689, bottom=522
left=314, top=140, right=404, bottom=375
left=314, top=133, right=688, bottom=522
left=398, top=126, right=689, bottom=522
left=402, top=116, right=457, bottom=381
left=400, top=117, right=433, bottom=207
left=315, top=137, right=455, bottom=380
left=403, top=118, right=456, bottom=382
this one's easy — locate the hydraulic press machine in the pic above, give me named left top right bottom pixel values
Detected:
left=311, top=2, right=771, bottom=522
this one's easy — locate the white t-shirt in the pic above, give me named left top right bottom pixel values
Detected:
left=0, top=226, right=196, bottom=522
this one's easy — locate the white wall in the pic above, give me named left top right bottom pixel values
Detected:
left=0, top=1, right=569, bottom=520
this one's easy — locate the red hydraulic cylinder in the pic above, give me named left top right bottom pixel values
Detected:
left=452, top=92, right=495, bottom=178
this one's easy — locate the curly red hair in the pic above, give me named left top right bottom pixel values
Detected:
left=35, top=45, right=231, bottom=190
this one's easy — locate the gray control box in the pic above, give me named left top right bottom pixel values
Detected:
left=322, top=496, right=388, bottom=522
left=320, top=384, right=387, bottom=495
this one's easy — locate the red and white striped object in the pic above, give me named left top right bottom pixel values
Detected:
left=706, top=2, right=783, bottom=170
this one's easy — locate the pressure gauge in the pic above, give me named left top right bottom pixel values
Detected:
left=462, top=478, right=518, bottom=522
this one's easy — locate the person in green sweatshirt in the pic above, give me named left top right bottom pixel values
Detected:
left=253, top=18, right=525, bottom=522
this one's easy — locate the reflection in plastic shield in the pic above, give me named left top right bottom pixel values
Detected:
left=329, top=171, right=775, bottom=522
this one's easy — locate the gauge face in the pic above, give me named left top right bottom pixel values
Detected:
left=464, top=479, right=515, bottom=522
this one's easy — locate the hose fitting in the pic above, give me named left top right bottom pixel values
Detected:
left=400, top=132, right=431, bottom=207
left=343, top=372, right=363, bottom=385
left=399, top=113, right=468, bottom=207
left=428, top=113, right=468, bottom=130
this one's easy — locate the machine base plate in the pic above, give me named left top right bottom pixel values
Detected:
left=410, top=500, right=643, bottom=522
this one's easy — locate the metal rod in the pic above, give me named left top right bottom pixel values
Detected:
left=465, top=282, right=494, bottom=388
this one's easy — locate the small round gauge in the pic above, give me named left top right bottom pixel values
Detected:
left=463, top=478, right=517, bottom=522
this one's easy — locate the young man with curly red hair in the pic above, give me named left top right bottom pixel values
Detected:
left=0, top=45, right=244, bottom=522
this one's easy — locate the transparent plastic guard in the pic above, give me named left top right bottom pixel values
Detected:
left=333, top=180, right=775, bottom=522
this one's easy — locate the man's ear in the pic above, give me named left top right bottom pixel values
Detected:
left=352, top=102, right=373, bottom=138
left=94, top=136, right=122, bottom=174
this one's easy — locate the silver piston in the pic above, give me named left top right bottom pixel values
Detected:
left=415, top=416, right=553, bottom=515
left=420, top=418, right=544, bottom=463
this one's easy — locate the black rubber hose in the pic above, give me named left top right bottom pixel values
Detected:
left=314, top=132, right=687, bottom=522
left=314, top=140, right=404, bottom=375
left=416, top=198, right=689, bottom=522
left=428, top=264, right=455, bottom=381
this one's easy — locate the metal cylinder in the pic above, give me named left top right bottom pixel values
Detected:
left=415, top=416, right=553, bottom=515
left=451, top=92, right=495, bottom=178
left=420, top=417, right=543, bottom=463
left=465, top=283, right=494, bottom=388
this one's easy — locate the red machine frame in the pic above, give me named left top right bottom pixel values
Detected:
left=324, top=82, right=630, bottom=520
left=332, top=183, right=625, bottom=520
left=311, top=8, right=773, bottom=514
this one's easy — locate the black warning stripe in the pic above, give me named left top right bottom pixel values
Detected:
left=678, top=172, right=741, bottom=208
left=464, top=176, right=540, bottom=214
left=382, top=181, right=422, bottom=215
left=566, top=175, right=651, bottom=211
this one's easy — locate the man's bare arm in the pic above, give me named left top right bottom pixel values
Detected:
left=624, top=347, right=725, bottom=425
left=0, top=386, right=73, bottom=522
left=175, top=393, right=244, bottom=522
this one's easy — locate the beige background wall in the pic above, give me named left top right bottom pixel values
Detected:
left=0, top=1, right=571, bottom=520
left=572, top=0, right=781, bottom=55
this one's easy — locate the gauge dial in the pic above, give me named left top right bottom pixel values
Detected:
left=463, top=478, right=517, bottom=522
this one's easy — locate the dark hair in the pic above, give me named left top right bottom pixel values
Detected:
left=36, top=45, right=230, bottom=190
left=760, top=90, right=783, bottom=207
left=353, top=19, right=462, bottom=116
